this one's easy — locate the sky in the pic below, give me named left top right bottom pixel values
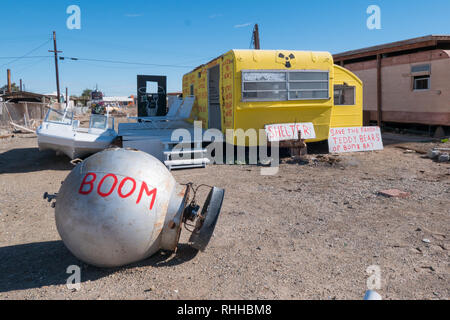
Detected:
left=0, top=0, right=449, bottom=96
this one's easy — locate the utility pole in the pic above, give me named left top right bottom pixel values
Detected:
left=20, top=79, right=22, bottom=92
left=253, top=24, right=260, bottom=50
left=49, top=31, right=62, bottom=103
left=66, top=87, right=68, bottom=108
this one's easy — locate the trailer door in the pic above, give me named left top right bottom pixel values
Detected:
left=208, top=65, right=222, bottom=130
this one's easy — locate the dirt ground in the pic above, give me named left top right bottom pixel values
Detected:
left=0, top=130, right=449, bottom=300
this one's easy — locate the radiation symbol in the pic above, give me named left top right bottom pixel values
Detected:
left=276, top=52, right=296, bottom=68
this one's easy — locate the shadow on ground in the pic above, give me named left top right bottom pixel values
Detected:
left=0, top=147, right=73, bottom=174
left=0, top=241, right=198, bottom=293
left=381, top=132, right=437, bottom=146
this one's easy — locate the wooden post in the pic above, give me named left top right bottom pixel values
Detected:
left=377, top=54, right=382, bottom=128
left=253, top=24, right=260, bottom=50
left=24, top=102, right=29, bottom=126
left=7, top=69, right=11, bottom=93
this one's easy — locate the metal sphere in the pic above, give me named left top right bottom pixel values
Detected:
left=55, top=148, right=179, bottom=267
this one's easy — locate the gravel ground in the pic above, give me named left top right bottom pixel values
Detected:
left=0, top=133, right=449, bottom=300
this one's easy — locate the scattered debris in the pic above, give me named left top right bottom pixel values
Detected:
left=395, top=145, right=427, bottom=155
left=428, top=148, right=450, bottom=162
left=421, top=266, right=435, bottom=272
left=70, top=158, right=83, bottom=166
left=378, top=189, right=410, bottom=198
left=412, top=247, right=422, bottom=254
left=438, top=153, right=450, bottom=163
left=9, top=121, right=36, bottom=134
left=284, top=156, right=309, bottom=165
left=311, top=154, right=341, bottom=166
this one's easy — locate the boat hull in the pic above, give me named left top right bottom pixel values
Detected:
left=37, top=129, right=117, bottom=160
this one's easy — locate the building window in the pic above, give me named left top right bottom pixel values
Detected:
left=190, top=84, right=194, bottom=96
left=411, top=64, right=430, bottom=73
left=413, top=76, right=430, bottom=91
left=241, top=70, right=329, bottom=102
left=334, top=85, right=355, bottom=105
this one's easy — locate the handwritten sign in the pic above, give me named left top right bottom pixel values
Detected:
left=265, top=123, right=316, bottom=142
left=328, top=127, right=384, bottom=153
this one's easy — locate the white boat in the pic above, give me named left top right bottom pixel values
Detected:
left=37, top=108, right=117, bottom=159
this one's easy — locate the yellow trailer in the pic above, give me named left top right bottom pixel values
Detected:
left=182, top=49, right=362, bottom=146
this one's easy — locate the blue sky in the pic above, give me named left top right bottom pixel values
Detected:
left=0, top=0, right=449, bottom=96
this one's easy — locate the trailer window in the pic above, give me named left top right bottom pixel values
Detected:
left=334, top=85, right=355, bottom=105
left=241, top=70, right=329, bottom=102
left=288, top=71, right=329, bottom=100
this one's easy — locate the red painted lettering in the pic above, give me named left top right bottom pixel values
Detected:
left=97, top=174, right=118, bottom=197
left=79, top=173, right=97, bottom=195
left=136, top=182, right=157, bottom=210
left=118, top=177, right=137, bottom=199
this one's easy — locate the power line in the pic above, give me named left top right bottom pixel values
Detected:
left=59, top=56, right=195, bottom=68
left=0, top=55, right=52, bottom=60
left=15, top=56, right=50, bottom=73
left=0, top=38, right=52, bottom=68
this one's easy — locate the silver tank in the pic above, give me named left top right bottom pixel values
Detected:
left=55, top=148, right=186, bottom=267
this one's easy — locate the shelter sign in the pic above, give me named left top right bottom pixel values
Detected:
left=265, top=122, right=316, bottom=142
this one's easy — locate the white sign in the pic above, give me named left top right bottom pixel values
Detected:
left=328, top=127, right=384, bottom=153
left=265, top=122, right=316, bottom=142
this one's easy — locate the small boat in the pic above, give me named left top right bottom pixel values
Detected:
left=37, top=108, right=117, bottom=159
